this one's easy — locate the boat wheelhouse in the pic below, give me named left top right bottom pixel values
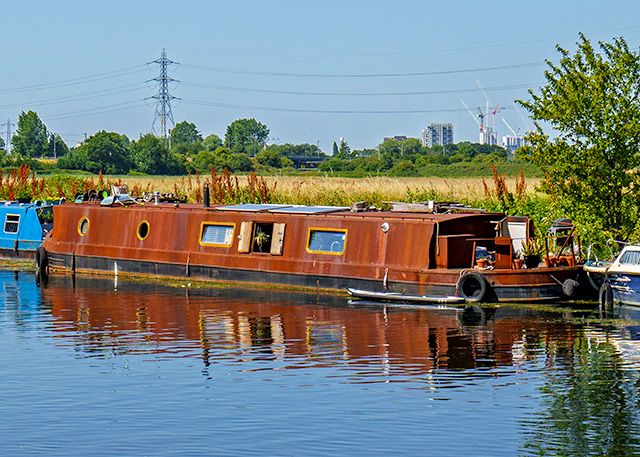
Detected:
left=0, top=200, right=56, bottom=258
left=41, top=201, right=584, bottom=302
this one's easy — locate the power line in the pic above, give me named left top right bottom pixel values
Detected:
left=180, top=61, right=544, bottom=78
left=0, top=50, right=155, bottom=82
left=182, top=98, right=516, bottom=114
left=44, top=103, right=147, bottom=122
left=173, top=25, right=640, bottom=59
left=0, top=82, right=148, bottom=109
left=147, top=49, right=178, bottom=141
left=181, top=81, right=542, bottom=97
left=41, top=100, right=146, bottom=121
left=0, top=65, right=148, bottom=95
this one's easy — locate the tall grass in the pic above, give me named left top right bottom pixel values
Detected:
left=1, top=165, right=567, bottom=244
left=9, top=165, right=543, bottom=207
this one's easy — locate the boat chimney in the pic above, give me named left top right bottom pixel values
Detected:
left=203, top=183, right=210, bottom=208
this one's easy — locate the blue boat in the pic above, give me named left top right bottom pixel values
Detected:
left=585, top=245, right=640, bottom=306
left=0, top=200, right=60, bottom=258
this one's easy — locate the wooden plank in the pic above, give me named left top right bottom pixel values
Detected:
left=270, top=223, right=286, bottom=255
left=238, top=221, right=252, bottom=253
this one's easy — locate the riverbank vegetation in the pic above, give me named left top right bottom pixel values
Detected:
left=518, top=34, right=640, bottom=248
left=0, top=163, right=559, bottom=237
left=1, top=112, right=535, bottom=178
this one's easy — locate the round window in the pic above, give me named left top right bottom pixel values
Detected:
left=78, top=217, right=89, bottom=236
left=137, top=221, right=150, bottom=240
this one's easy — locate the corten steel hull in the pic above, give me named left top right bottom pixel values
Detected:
left=42, top=203, right=582, bottom=302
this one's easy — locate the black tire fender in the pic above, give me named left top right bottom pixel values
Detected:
left=35, top=247, right=48, bottom=273
left=599, top=280, right=614, bottom=307
left=456, top=272, right=488, bottom=302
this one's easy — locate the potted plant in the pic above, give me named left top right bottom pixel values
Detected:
left=521, top=238, right=543, bottom=269
left=254, top=229, right=270, bottom=252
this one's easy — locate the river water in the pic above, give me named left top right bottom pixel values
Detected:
left=0, top=270, right=639, bottom=456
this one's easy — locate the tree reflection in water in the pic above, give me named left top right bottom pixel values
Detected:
left=4, top=271, right=640, bottom=455
left=522, top=331, right=640, bottom=456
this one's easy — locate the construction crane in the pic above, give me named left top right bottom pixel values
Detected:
left=476, top=80, right=504, bottom=132
left=476, top=107, right=486, bottom=132
left=501, top=118, right=519, bottom=136
left=461, top=99, right=488, bottom=144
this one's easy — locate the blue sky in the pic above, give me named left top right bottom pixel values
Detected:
left=3, top=0, right=640, bottom=151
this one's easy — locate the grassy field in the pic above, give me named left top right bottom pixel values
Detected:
left=118, top=174, right=543, bottom=206
left=2, top=164, right=545, bottom=218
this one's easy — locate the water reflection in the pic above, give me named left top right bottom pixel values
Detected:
left=1, top=270, right=640, bottom=456
left=36, top=274, right=590, bottom=379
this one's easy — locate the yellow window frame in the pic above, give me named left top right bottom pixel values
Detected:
left=199, top=222, right=236, bottom=247
left=137, top=220, right=150, bottom=241
left=77, top=216, right=90, bottom=236
left=306, top=227, right=348, bottom=256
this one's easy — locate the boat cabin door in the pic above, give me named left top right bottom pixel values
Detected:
left=238, top=221, right=286, bottom=255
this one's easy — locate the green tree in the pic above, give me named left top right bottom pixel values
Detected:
left=171, top=121, right=202, bottom=145
left=338, top=139, right=351, bottom=159
left=192, top=147, right=255, bottom=173
left=59, top=131, right=132, bottom=174
left=47, top=133, right=69, bottom=158
left=255, top=148, right=294, bottom=168
left=202, top=134, right=223, bottom=151
left=268, top=143, right=324, bottom=158
left=518, top=34, right=640, bottom=243
left=377, top=138, right=422, bottom=169
left=225, top=118, right=269, bottom=155
left=332, top=141, right=339, bottom=156
left=131, top=133, right=184, bottom=175
left=389, top=159, right=419, bottom=177
left=12, top=111, right=49, bottom=158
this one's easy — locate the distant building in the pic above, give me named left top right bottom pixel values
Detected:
left=479, top=128, right=498, bottom=146
left=421, top=123, right=454, bottom=147
left=502, top=135, right=526, bottom=153
left=384, top=135, right=408, bottom=142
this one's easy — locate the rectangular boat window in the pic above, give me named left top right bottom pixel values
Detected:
left=4, top=214, right=20, bottom=234
left=619, top=250, right=640, bottom=265
left=307, top=228, right=347, bottom=255
left=200, top=223, right=235, bottom=247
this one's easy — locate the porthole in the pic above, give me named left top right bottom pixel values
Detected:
left=137, top=220, right=150, bottom=241
left=78, top=217, right=90, bottom=236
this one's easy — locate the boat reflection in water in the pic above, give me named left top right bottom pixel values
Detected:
left=39, top=274, right=588, bottom=377
left=3, top=271, right=639, bottom=456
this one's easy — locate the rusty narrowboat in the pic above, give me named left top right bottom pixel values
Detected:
left=40, top=197, right=584, bottom=302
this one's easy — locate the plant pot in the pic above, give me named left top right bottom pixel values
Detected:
left=513, top=258, right=523, bottom=269
left=524, top=255, right=541, bottom=269
left=544, top=255, right=556, bottom=267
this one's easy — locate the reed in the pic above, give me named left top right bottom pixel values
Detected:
left=10, top=166, right=543, bottom=210
left=120, top=174, right=543, bottom=206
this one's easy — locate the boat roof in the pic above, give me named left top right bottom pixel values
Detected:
left=0, top=200, right=57, bottom=209
left=72, top=201, right=502, bottom=222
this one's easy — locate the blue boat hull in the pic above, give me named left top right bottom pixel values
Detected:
left=609, top=272, right=640, bottom=306
left=0, top=203, right=50, bottom=258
